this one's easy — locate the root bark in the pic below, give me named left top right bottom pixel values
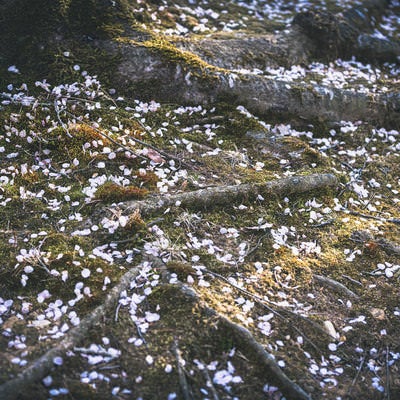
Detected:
left=120, top=173, right=338, bottom=216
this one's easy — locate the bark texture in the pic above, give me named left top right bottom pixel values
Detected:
left=120, top=173, right=338, bottom=216
left=1, top=0, right=399, bottom=127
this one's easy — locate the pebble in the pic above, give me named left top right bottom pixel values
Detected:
left=323, top=320, right=339, bottom=340
left=370, top=308, right=385, bottom=321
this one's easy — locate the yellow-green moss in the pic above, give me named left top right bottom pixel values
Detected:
left=116, top=36, right=226, bottom=74
left=95, top=181, right=149, bottom=203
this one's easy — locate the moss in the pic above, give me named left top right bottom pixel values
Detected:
left=95, top=181, right=149, bottom=203
left=136, top=170, right=159, bottom=188
left=166, top=260, right=194, bottom=280
left=116, top=35, right=226, bottom=74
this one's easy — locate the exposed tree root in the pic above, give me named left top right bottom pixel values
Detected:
left=0, top=252, right=313, bottom=400
left=2, top=1, right=399, bottom=129
left=313, top=274, right=360, bottom=299
left=0, top=265, right=143, bottom=400
left=213, top=314, right=312, bottom=400
left=119, top=173, right=338, bottom=217
left=198, top=364, right=220, bottom=400
left=152, top=256, right=313, bottom=400
left=176, top=0, right=397, bottom=70
left=113, top=39, right=400, bottom=127
left=0, top=172, right=336, bottom=399
left=108, top=0, right=400, bottom=127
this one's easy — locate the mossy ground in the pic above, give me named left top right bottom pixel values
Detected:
left=1, top=87, right=400, bottom=397
left=1, top=1, right=400, bottom=399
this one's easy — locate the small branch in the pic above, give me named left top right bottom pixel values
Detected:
left=73, top=347, right=118, bottom=359
left=341, top=274, right=362, bottom=287
left=172, top=339, right=193, bottom=400
left=347, top=354, right=366, bottom=398
left=344, top=209, right=400, bottom=225
left=53, top=99, right=73, bottom=138
left=311, top=218, right=335, bottom=228
left=386, top=345, right=391, bottom=400
left=313, top=274, right=359, bottom=299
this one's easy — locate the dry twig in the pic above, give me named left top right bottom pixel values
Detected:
left=198, top=363, right=220, bottom=400
left=347, top=354, right=366, bottom=398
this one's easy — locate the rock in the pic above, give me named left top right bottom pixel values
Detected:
left=370, top=308, right=385, bottom=321
left=323, top=320, right=339, bottom=340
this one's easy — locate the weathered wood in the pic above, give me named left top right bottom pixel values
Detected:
left=120, top=173, right=338, bottom=217
left=2, top=0, right=399, bottom=127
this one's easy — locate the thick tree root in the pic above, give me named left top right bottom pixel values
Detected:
left=114, top=39, right=400, bottom=127
left=109, top=0, right=400, bottom=127
left=177, top=0, right=397, bottom=69
left=213, top=314, right=312, bottom=400
left=172, top=339, right=193, bottom=400
left=120, top=173, right=338, bottom=217
left=0, top=265, right=143, bottom=400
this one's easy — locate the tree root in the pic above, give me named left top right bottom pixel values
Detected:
left=111, top=0, right=400, bottom=128
left=313, top=274, right=360, bottom=300
left=213, top=313, right=312, bottom=400
left=120, top=173, right=338, bottom=217
left=4, top=172, right=335, bottom=398
left=172, top=339, right=193, bottom=400
left=0, top=265, right=143, bottom=400
left=114, top=38, right=400, bottom=127
left=293, top=0, right=399, bottom=63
